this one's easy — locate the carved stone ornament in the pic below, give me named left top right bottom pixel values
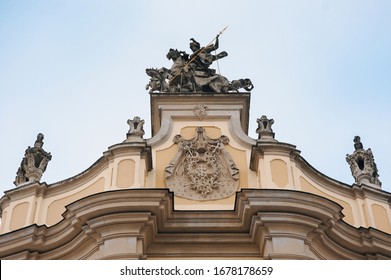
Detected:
left=346, top=136, right=381, bottom=187
left=14, top=133, right=52, bottom=186
left=146, top=35, right=253, bottom=93
left=165, top=127, right=239, bottom=200
left=193, top=104, right=208, bottom=119
left=127, top=116, right=145, bottom=139
left=256, top=115, right=275, bottom=140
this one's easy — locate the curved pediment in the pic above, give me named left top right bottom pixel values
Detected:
left=0, top=189, right=390, bottom=259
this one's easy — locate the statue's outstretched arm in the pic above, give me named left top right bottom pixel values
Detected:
left=205, top=36, right=219, bottom=52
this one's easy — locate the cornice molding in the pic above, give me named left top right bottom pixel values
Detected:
left=0, top=189, right=390, bottom=259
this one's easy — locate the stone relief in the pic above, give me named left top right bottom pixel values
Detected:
left=165, top=127, right=239, bottom=200
left=346, top=136, right=381, bottom=187
left=146, top=33, right=253, bottom=93
left=14, top=133, right=52, bottom=186
left=193, top=104, right=208, bottom=119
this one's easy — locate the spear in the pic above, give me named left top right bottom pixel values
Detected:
left=168, top=26, right=228, bottom=85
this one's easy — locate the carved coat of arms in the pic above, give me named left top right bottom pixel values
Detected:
left=165, top=127, right=239, bottom=200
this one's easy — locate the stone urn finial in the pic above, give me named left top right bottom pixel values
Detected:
left=256, top=115, right=275, bottom=140
left=125, top=116, right=145, bottom=142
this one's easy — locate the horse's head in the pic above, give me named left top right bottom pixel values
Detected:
left=146, top=68, right=159, bottom=77
left=166, top=48, right=180, bottom=60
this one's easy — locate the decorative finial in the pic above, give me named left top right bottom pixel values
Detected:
left=126, top=116, right=145, bottom=141
left=14, top=133, right=52, bottom=186
left=256, top=115, right=275, bottom=140
left=346, top=136, right=381, bottom=188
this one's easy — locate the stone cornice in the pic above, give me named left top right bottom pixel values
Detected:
left=44, top=156, right=109, bottom=197
left=1, top=182, right=47, bottom=206
left=0, top=189, right=390, bottom=259
left=296, top=154, right=391, bottom=201
left=149, top=93, right=253, bottom=147
left=105, top=141, right=152, bottom=171
left=250, top=140, right=391, bottom=202
left=250, top=140, right=301, bottom=171
left=0, top=140, right=154, bottom=208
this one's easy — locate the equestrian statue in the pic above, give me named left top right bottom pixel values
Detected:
left=146, top=29, right=254, bottom=94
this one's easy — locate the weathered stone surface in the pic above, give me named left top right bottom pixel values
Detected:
left=146, top=36, right=253, bottom=93
left=126, top=116, right=145, bottom=142
left=256, top=115, right=275, bottom=140
left=165, top=127, right=239, bottom=200
left=14, top=133, right=52, bottom=186
left=346, top=136, right=381, bottom=188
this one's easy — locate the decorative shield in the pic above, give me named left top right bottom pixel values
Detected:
left=165, top=127, right=239, bottom=200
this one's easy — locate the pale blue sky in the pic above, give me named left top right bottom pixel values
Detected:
left=1, top=0, right=390, bottom=194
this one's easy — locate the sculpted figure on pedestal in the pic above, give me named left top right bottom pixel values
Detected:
left=14, top=133, right=52, bottom=186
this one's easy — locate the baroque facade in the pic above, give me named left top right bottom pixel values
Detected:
left=0, top=37, right=391, bottom=259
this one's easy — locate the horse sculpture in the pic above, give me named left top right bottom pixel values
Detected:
left=229, top=79, right=254, bottom=92
left=146, top=38, right=254, bottom=93
left=145, top=67, right=170, bottom=93
left=166, top=48, right=194, bottom=92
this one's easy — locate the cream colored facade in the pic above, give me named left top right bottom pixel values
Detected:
left=0, top=93, right=390, bottom=259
